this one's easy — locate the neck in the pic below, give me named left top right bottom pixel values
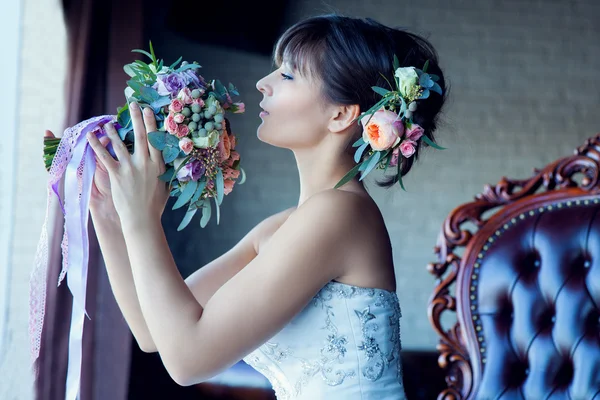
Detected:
left=292, top=137, right=364, bottom=207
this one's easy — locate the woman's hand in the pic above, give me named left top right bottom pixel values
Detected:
left=44, top=129, right=115, bottom=212
left=86, top=103, right=169, bottom=226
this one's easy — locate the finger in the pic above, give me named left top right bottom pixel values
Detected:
left=129, top=102, right=148, bottom=159
left=87, top=131, right=118, bottom=173
left=104, top=122, right=130, bottom=164
left=142, top=106, right=162, bottom=163
left=44, top=130, right=56, bottom=139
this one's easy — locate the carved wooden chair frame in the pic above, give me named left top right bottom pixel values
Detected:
left=427, top=134, right=600, bottom=399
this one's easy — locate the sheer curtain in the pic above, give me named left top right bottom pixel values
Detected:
left=34, top=0, right=143, bottom=398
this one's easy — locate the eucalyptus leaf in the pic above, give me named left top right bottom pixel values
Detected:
left=214, top=196, right=221, bottom=225
left=334, top=163, right=362, bottom=189
left=176, top=63, right=202, bottom=72
left=200, top=200, right=212, bottom=228
left=397, top=160, right=406, bottom=191
left=191, top=180, right=207, bottom=204
left=354, top=142, right=369, bottom=163
left=165, top=134, right=180, bottom=147
left=127, top=80, right=143, bottom=94
left=371, top=86, right=390, bottom=96
left=148, top=131, right=167, bottom=150
left=352, top=137, right=365, bottom=148
left=238, top=167, right=246, bottom=185
left=359, top=151, right=382, bottom=181
left=118, top=125, right=133, bottom=141
left=431, top=82, right=443, bottom=95
left=177, top=207, right=198, bottom=231
left=216, top=168, right=224, bottom=206
left=158, top=167, right=174, bottom=182
left=163, top=146, right=180, bottom=164
left=148, top=41, right=157, bottom=66
left=139, top=85, right=160, bottom=102
left=117, top=108, right=131, bottom=130
left=421, top=135, right=446, bottom=150
left=123, top=64, right=136, bottom=77
left=150, top=97, right=171, bottom=112
left=172, top=180, right=199, bottom=210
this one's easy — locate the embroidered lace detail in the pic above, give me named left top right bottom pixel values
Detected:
left=243, top=281, right=405, bottom=399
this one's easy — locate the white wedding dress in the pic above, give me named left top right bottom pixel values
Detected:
left=243, top=280, right=407, bottom=399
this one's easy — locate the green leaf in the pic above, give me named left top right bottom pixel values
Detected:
left=371, top=86, right=390, bottom=97
left=117, top=108, right=131, bottom=129
left=158, top=167, right=174, bottom=182
left=359, top=151, right=382, bottom=181
left=139, top=85, right=160, bottom=103
left=191, top=180, right=207, bottom=204
left=165, top=134, right=179, bottom=147
left=163, top=146, right=180, bottom=164
left=334, top=163, right=362, bottom=189
left=169, top=56, right=183, bottom=70
left=397, top=159, right=406, bottom=191
left=216, top=168, right=224, bottom=206
left=200, top=200, right=212, bottom=228
left=176, top=63, right=202, bottom=72
left=172, top=180, right=199, bottom=210
left=177, top=207, right=198, bottom=231
left=149, top=41, right=158, bottom=67
left=352, top=137, right=365, bottom=148
left=127, top=80, right=144, bottom=95
left=150, top=97, right=171, bottom=113
left=132, top=49, right=153, bottom=61
left=423, top=60, right=430, bottom=73
left=214, top=196, right=221, bottom=225
left=421, top=135, right=446, bottom=150
left=393, top=55, right=400, bottom=71
left=123, top=64, right=136, bottom=77
left=383, top=151, right=393, bottom=173
left=238, top=167, right=246, bottom=185
left=354, top=142, right=369, bottom=163
left=148, top=131, right=167, bottom=150
left=378, top=72, right=395, bottom=91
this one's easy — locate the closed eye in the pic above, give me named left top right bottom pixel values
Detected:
left=281, top=73, right=293, bottom=81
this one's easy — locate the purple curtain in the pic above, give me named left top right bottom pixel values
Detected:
left=34, top=0, right=143, bottom=398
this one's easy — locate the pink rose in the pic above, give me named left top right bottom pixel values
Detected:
left=177, top=87, right=194, bottom=105
left=176, top=124, right=190, bottom=138
left=389, top=147, right=400, bottom=167
left=223, top=167, right=240, bottom=180
left=169, top=99, right=184, bottom=113
left=217, top=132, right=231, bottom=162
left=361, top=108, right=404, bottom=151
left=399, top=140, right=417, bottom=158
left=192, top=98, right=205, bottom=108
left=165, top=113, right=178, bottom=135
left=405, top=123, right=424, bottom=141
left=232, top=102, right=245, bottom=114
left=229, top=135, right=237, bottom=150
left=179, top=137, right=194, bottom=155
left=223, top=179, right=235, bottom=195
left=174, top=113, right=185, bottom=124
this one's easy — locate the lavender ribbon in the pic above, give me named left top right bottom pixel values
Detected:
left=31, top=115, right=116, bottom=400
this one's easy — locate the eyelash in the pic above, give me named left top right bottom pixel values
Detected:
left=281, top=73, right=293, bottom=81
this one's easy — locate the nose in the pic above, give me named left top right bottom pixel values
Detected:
left=256, top=75, right=271, bottom=96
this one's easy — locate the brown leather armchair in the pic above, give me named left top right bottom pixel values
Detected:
left=428, top=134, right=600, bottom=399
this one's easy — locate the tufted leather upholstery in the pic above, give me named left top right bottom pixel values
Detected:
left=472, top=199, right=600, bottom=399
left=429, top=134, right=600, bottom=400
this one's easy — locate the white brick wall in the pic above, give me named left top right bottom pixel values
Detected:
left=2, top=0, right=599, bottom=398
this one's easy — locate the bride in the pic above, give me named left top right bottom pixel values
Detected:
left=48, top=13, right=446, bottom=399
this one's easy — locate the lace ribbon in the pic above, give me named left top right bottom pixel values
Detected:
left=30, top=115, right=116, bottom=400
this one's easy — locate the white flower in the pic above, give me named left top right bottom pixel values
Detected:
left=395, top=67, right=419, bottom=98
left=192, top=130, right=220, bottom=149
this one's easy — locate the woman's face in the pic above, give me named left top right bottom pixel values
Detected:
left=255, top=62, right=333, bottom=150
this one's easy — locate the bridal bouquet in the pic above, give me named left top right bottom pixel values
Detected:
left=43, top=42, right=246, bottom=230
left=33, top=43, right=246, bottom=400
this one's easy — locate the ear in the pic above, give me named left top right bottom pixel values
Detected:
left=328, top=104, right=361, bottom=134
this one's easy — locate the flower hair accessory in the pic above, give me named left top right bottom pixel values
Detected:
left=334, top=57, right=444, bottom=190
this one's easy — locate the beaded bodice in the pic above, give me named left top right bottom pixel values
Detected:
left=242, top=281, right=407, bottom=399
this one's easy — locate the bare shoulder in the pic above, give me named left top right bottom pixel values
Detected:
left=253, top=206, right=297, bottom=253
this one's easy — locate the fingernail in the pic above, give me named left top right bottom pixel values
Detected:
left=130, top=102, right=138, bottom=110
